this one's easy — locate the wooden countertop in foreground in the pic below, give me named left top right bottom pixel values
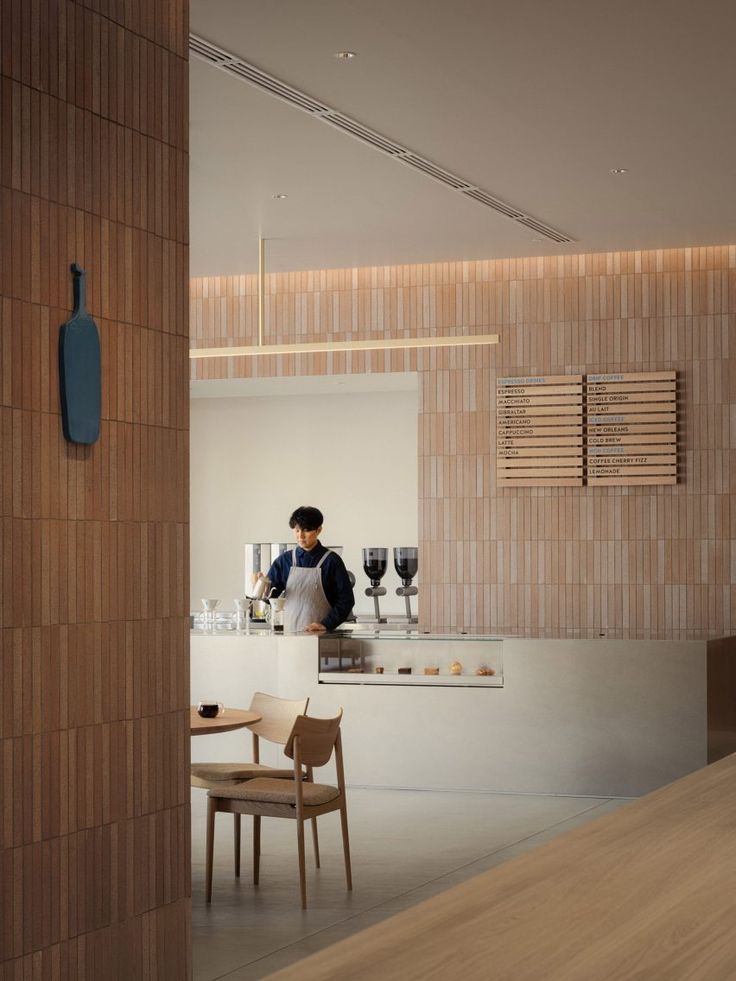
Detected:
left=268, top=754, right=736, bottom=980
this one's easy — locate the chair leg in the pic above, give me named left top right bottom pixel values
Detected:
left=253, top=815, right=261, bottom=885
left=296, top=816, right=307, bottom=909
left=311, top=818, right=321, bottom=868
left=206, top=798, right=216, bottom=903
left=234, top=813, right=241, bottom=877
left=339, top=802, right=353, bottom=891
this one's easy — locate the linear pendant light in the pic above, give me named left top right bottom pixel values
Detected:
left=189, top=240, right=499, bottom=359
left=191, top=334, right=500, bottom=359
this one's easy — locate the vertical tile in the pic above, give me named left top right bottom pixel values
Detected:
left=190, top=244, right=734, bottom=639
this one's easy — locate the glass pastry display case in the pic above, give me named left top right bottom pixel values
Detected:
left=318, top=631, right=503, bottom=687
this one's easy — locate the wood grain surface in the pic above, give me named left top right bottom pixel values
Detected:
left=266, top=753, right=736, bottom=981
left=189, top=707, right=261, bottom=735
left=0, top=1, right=191, bottom=977
left=191, top=246, right=735, bottom=638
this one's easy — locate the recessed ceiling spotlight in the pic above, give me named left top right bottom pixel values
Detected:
left=272, top=193, right=288, bottom=199
left=609, top=167, right=629, bottom=175
left=334, top=51, right=356, bottom=60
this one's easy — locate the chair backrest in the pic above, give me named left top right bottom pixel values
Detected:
left=284, top=711, right=343, bottom=768
left=248, top=692, right=309, bottom=745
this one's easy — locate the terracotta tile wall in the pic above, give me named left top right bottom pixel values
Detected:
left=1, top=2, right=191, bottom=977
left=191, top=247, right=735, bottom=640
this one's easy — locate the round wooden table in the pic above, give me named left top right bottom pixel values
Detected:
left=189, top=706, right=262, bottom=735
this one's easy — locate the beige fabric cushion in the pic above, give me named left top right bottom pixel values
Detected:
left=210, top=777, right=340, bottom=807
left=190, top=762, right=295, bottom=790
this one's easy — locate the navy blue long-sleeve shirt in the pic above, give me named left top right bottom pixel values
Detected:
left=267, top=543, right=354, bottom=630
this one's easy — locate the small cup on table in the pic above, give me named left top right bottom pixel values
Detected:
left=197, top=701, right=224, bottom=719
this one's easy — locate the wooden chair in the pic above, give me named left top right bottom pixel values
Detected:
left=191, top=692, right=309, bottom=875
left=206, top=710, right=352, bottom=909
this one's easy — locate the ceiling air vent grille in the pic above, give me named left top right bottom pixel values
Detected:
left=223, top=62, right=328, bottom=114
left=189, top=36, right=227, bottom=64
left=461, top=188, right=523, bottom=219
left=400, top=155, right=471, bottom=190
left=190, top=32, right=574, bottom=245
left=323, top=113, right=405, bottom=155
left=514, top=216, right=572, bottom=244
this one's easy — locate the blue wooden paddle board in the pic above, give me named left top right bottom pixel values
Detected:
left=59, top=264, right=101, bottom=445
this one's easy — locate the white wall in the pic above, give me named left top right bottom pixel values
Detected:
left=190, top=382, right=418, bottom=617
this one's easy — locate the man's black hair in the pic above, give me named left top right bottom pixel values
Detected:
left=289, top=506, right=324, bottom=532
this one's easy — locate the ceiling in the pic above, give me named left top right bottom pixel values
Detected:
left=190, top=0, right=736, bottom=276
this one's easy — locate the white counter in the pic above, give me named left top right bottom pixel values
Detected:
left=190, top=632, right=729, bottom=797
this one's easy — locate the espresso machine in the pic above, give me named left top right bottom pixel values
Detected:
left=244, top=543, right=272, bottom=591
left=244, top=542, right=290, bottom=590
left=362, top=547, right=388, bottom=623
left=243, top=543, right=286, bottom=623
left=394, top=546, right=419, bottom=623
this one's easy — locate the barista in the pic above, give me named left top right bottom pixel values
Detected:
left=254, top=506, right=354, bottom=633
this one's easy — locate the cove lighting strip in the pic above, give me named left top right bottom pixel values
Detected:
left=189, top=334, right=499, bottom=359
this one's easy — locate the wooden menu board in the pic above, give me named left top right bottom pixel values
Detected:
left=497, top=375, right=584, bottom=486
left=586, top=371, right=677, bottom=485
left=496, top=371, right=678, bottom=488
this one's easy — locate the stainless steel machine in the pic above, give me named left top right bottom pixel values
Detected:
left=243, top=543, right=285, bottom=623
left=244, top=543, right=271, bottom=590
left=243, top=542, right=290, bottom=592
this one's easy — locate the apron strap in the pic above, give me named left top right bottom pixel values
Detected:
left=291, top=546, right=331, bottom=569
left=316, top=549, right=332, bottom=569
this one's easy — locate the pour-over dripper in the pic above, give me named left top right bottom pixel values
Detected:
left=201, top=598, right=220, bottom=631
left=234, top=597, right=250, bottom=631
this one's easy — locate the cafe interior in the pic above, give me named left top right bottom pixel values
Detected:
left=2, top=1, right=736, bottom=979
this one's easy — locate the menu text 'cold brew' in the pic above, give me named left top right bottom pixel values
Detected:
left=496, top=371, right=678, bottom=487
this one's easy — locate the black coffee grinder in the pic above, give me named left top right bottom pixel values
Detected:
left=394, top=547, right=418, bottom=623
left=362, top=547, right=388, bottom=623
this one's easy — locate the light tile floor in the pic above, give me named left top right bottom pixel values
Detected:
left=192, top=788, right=630, bottom=981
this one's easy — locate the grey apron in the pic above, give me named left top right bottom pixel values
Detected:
left=284, top=548, right=333, bottom=633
